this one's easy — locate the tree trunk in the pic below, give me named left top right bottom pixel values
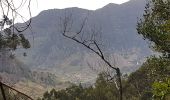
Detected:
left=116, top=68, right=123, bottom=100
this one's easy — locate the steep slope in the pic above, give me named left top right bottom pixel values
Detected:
left=17, top=0, right=151, bottom=82
left=0, top=51, right=31, bottom=82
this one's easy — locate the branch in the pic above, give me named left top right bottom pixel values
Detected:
left=61, top=14, right=123, bottom=100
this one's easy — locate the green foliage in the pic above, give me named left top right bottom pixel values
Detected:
left=124, top=57, right=170, bottom=99
left=137, top=0, right=170, bottom=99
left=152, top=78, right=170, bottom=100
left=40, top=73, right=119, bottom=100
left=137, top=0, right=170, bottom=56
left=0, top=28, right=30, bottom=50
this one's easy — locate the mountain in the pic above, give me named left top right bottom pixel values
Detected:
left=0, top=0, right=153, bottom=98
left=15, top=0, right=150, bottom=83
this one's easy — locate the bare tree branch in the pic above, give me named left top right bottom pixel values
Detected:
left=0, top=0, right=32, bottom=52
left=60, top=13, right=123, bottom=100
left=0, top=0, right=32, bottom=33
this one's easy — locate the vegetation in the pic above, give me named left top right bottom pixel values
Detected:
left=137, top=0, right=170, bottom=57
left=152, top=78, right=170, bottom=99
left=0, top=0, right=32, bottom=100
left=39, top=73, right=119, bottom=100
left=124, top=57, right=170, bottom=99
left=136, top=0, right=170, bottom=99
left=0, top=0, right=31, bottom=52
left=39, top=56, right=170, bottom=100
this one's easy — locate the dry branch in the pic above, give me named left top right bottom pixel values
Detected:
left=60, top=13, right=123, bottom=100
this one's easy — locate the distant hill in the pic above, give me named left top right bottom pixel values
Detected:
left=15, top=0, right=150, bottom=83
left=0, top=0, right=153, bottom=98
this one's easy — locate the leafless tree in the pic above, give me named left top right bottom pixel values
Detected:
left=0, top=0, right=32, bottom=31
left=60, top=13, right=123, bottom=100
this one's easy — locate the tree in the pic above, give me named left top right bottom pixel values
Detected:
left=152, top=78, right=170, bottom=100
left=124, top=56, right=170, bottom=99
left=137, top=0, right=170, bottom=57
left=0, top=0, right=31, bottom=53
left=137, top=1, right=170, bottom=99
left=60, top=13, right=123, bottom=100
left=0, top=1, right=32, bottom=100
left=40, top=73, right=119, bottom=100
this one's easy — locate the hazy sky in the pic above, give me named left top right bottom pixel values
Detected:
left=34, top=0, right=130, bottom=10
left=3, top=0, right=130, bottom=22
left=28, top=0, right=130, bottom=17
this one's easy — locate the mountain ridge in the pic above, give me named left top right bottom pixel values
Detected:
left=0, top=0, right=152, bottom=98
left=16, top=0, right=150, bottom=83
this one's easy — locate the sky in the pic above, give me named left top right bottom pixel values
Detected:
left=27, top=0, right=130, bottom=17
left=0, top=0, right=130, bottom=22
left=33, top=0, right=130, bottom=10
